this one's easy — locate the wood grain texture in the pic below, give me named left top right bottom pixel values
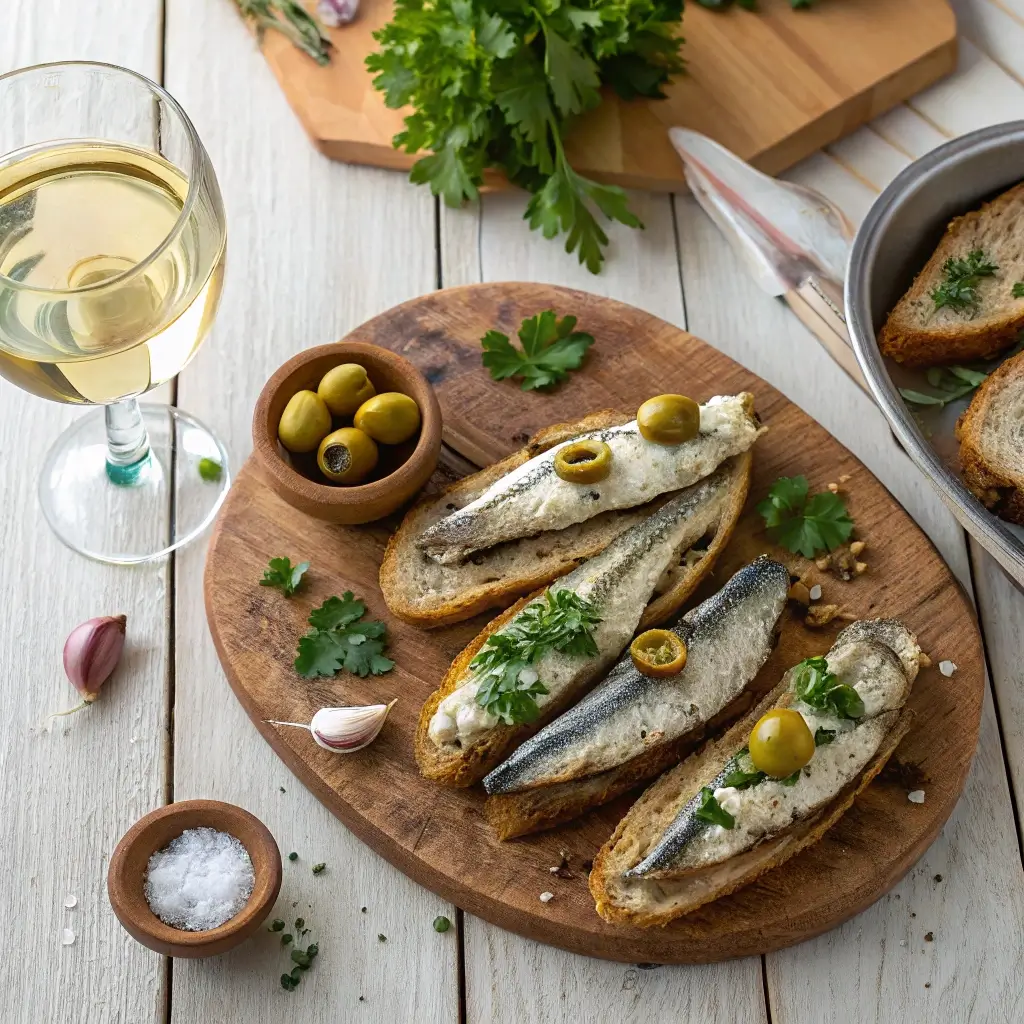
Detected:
left=254, top=0, right=957, bottom=190
left=165, top=0, right=458, bottom=1019
left=204, top=283, right=983, bottom=962
left=0, top=6, right=169, bottom=1024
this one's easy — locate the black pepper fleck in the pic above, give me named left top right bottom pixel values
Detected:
left=925, top=932, right=934, bottom=942
left=933, top=874, right=943, bottom=883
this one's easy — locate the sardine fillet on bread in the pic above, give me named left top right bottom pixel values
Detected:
left=956, top=347, right=1024, bottom=524
left=879, top=180, right=1024, bottom=367
left=591, top=620, right=919, bottom=928
left=415, top=462, right=752, bottom=788
left=381, top=396, right=761, bottom=628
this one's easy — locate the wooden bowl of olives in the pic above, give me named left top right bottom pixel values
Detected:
left=252, top=342, right=442, bottom=524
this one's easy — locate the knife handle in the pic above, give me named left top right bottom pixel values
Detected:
left=785, top=277, right=871, bottom=395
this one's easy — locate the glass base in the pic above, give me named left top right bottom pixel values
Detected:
left=39, top=403, right=230, bottom=564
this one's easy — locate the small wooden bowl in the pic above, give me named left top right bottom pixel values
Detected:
left=252, top=342, right=442, bottom=524
left=107, top=799, right=282, bottom=959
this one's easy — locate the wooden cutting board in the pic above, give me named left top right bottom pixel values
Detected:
left=204, top=284, right=983, bottom=962
left=255, top=0, right=957, bottom=189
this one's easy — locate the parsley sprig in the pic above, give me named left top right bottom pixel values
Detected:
left=472, top=589, right=601, bottom=725
left=930, top=249, right=998, bottom=315
left=694, top=787, right=735, bottom=829
left=481, top=310, right=595, bottom=391
left=261, top=556, right=310, bottom=597
left=367, top=0, right=684, bottom=272
left=294, top=593, right=395, bottom=679
left=791, top=656, right=865, bottom=720
left=756, top=476, right=854, bottom=559
left=900, top=365, right=988, bottom=409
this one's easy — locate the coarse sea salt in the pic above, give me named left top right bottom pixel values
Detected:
left=144, top=827, right=255, bottom=931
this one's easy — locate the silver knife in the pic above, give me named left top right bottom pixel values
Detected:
left=668, top=128, right=869, bottom=393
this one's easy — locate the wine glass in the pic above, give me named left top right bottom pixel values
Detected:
left=0, top=61, right=229, bottom=564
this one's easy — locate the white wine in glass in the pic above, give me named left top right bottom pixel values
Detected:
left=0, top=62, right=229, bottom=563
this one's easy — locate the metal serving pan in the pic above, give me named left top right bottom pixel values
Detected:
left=845, top=121, right=1024, bottom=590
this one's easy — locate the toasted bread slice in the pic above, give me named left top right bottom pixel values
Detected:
left=415, top=456, right=752, bottom=788
left=956, top=348, right=1024, bottom=524
left=381, top=411, right=644, bottom=628
left=590, top=681, right=913, bottom=927
left=879, top=181, right=1024, bottom=367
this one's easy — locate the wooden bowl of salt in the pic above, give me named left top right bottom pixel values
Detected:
left=107, top=799, right=282, bottom=958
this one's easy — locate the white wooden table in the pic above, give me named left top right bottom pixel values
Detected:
left=6, top=1, right=1024, bottom=1020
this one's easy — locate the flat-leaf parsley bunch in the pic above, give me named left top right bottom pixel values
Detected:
left=367, top=0, right=685, bottom=273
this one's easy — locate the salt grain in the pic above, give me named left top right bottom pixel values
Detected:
left=61, top=928, right=75, bottom=946
left=908, top=790, right=926, bottom=804
left=144, top=827, right=254, bottom=931
left=64, top=894, right=77, bottom=909
left=539, top=891, right=554, bottom=903
left=809, top=585, right=822, bottom=601
left=938, top=661, right=957, bottom=677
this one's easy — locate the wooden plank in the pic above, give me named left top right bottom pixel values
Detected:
left=254, top=0, right=956, bottom=190
left=439, top=182, right=765, bottom=1016
left=162, top=0, right=457, bottom=1019
left=677, top=123, right=1024, bottom=1018
left=0, top=5, right=168, bottom=1024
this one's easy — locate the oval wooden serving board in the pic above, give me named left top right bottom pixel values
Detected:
left=205, top=284, right=983, bottom=963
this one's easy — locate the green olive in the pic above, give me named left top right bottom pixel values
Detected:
left=317, top=363, right=376, bottom=417
left=553, top=439, right=613, bottom=484
left=317, top=427, right=379, bottom=484
left=354, top=392, right=421, bottom=445
left=636, top=394, right=701, bottom=445
left=278, top=390, right=332, bottom=453
left=748, top=708, right=815, bottom=778
left=629, top=629, right=687, bottom=678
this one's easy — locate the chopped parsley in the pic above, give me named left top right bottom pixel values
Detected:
left=694, top=787, right=735, bottom=830
left=197, top=456, right=223, bottom=483
left=792, top=656, right=865, bottom=720
left=294, top=592, right=395, bottom=679
left=721, top=749, right=767, bottom=790
left=756, top=475, right=854, bottom=558
left=481, top=310, right=595, bottom=392
left=472, top=589, right=601, bottom=725
left=1014, top=282, right=1024, bottom=299
left=814, top=727, right=837, bottom=746
left=260, top=556, right=309, bottom=597
left=930, top=249, right=998, bottom=315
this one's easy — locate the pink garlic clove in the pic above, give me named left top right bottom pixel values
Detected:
left=63, top=614, right=127, bottom=703
left=268, top=699, right=396, bottom=754
left=317, top=0, right=358, bottom=27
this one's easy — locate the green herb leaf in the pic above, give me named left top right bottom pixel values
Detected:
left=930, top=249, right=998, bottom=314
left=260, top=557, right=310, bottom=597
left=814, top=727, right=837, bottom=746
left=900, top=365, right=988, bottom=409
left=781, top=771, right=801, bottom=787
left=281, top=973, right=298, bottom=991
left=295, top=917, right=305, bottom=930
left=481, top=309, right=595, bottom=391
left=197, top=457, right=223, bottom=483
left=378, top=933, right=387, bottom=942
left=288, top=851, right=298, bottom=861
left=291, top=949, right=311, bottom=968
left=269, top=919, right=285, bottom=932
left=721, top=763, right=767, bottom=790
left=1014, top=282, right=1024, bottom=299
left=472, top=589, right=601, bottom=724
left=792, top=656, right=865, bottom=720
left=294, top=594, right=395, bottom=679
left=694, top=787, right=735, bottom=829
left=282, top=934, right=293, bottom=945
left=433, top=915, right=452, bottom=932
left=312, top=862, right=326, bottom=875
left=756, top=476, right=854, bottom=558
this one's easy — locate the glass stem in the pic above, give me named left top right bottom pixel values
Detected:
left=105, top=397, right=151, bottom=468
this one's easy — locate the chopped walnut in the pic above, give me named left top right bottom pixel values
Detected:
left=804, top=604, right=854, bottom=628
left=919, top=651, right=933, bottom=668
left=838, top=474, right=852, bottom=484
left=788, top=581, right=811, bottom=605
left=827, top=482, right=839, bottom=494
left=815, top=543, right=868, bottom=582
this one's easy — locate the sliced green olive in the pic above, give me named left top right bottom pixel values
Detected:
left=278, top=390, right=332, bottom=453
left=354, top=392, right=421, bottom=445
left=636, top=394, right=701, bottom=445
left=318, top=363, right=376, bottom=417
left=630, top=629, right=687, bottom=678
left=553, top=439, right=612, bottom=484
left=748, top=708, right=815, bottom=778
left=317, top=427, right=379, bottom=484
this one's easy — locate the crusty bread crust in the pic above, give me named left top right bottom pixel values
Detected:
left=879, top=181, right=1024, bottom=367
left=414, top=453, right=753, bottom=788
left=380, top=411, right=636, bottom=628
left=589, top=681, right=913, bottom=927
left=956, top=348, right=1024, bottom=524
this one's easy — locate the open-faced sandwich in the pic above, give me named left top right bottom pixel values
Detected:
left=381, top=393, right=763, bottom=627
left=482, top=556, right=791, bottom=839
left=590, top=619, right=920, bottom=927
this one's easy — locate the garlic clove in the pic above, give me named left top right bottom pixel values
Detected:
left=311, top=701, right=396, bottom=752
left=53, top=614, right=127, bottom=718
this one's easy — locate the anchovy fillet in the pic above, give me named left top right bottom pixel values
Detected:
left=418, top=395, right=761, bottom=565
left=483, top=556, right=791, bottom=794
left=624, top=620, right=918, bottom=880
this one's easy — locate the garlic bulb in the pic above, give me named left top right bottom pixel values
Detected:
left=52, top=614, right=127, bottom=719
left=269, top=700, right=396, bottom=753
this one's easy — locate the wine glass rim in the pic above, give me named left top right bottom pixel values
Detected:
left=0, top=60, right=209, bottom=296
